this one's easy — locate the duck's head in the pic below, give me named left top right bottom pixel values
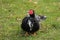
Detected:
left=28, top=9, right=35, bottom=18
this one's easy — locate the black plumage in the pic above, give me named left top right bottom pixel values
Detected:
left=21, top=16, right=39, bottom=34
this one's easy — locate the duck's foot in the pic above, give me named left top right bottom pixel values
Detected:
left=31, top=32, right=37, bottom=36
left=25, top=32, right=29, bottom=36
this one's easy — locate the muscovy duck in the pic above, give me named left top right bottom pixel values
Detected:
left=21, top=9, right=46, bottom=36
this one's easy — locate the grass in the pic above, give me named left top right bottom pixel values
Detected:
left=0, top=0, right=60, bottom=40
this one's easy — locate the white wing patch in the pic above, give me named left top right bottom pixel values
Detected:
left=28, top=20, right=33, bottom=31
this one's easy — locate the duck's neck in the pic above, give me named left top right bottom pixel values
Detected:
left=30, top=13, right=35, bottom=18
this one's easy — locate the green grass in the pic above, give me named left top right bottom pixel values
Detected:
left=0, top=0, right=60, bottom=40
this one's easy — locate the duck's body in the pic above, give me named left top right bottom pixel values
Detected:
left=21, top=16, right=39, bottom=34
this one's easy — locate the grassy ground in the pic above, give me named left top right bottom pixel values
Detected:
left=0, top=0, right=60, bottom=40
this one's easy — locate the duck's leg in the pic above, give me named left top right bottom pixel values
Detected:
left=25, top=32, right=29, bottom=36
